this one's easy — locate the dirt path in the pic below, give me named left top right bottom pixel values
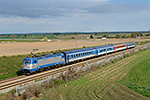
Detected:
left=0, top=38, right=150, bottom=57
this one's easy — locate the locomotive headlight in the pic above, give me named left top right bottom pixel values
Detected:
left=27, top=64, right=32, bottom=69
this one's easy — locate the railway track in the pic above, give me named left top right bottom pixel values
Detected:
left=0, top=43, right=150, bottom=93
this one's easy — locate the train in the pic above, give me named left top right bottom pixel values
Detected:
left=21, top=41, right=135, bottom=75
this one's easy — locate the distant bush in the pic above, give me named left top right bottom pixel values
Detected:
left=90, top=35, right=93, bottom=38
left=71, top=37, right=75, bottom=39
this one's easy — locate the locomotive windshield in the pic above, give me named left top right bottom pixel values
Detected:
left=23, top=60, right=31, bottom=65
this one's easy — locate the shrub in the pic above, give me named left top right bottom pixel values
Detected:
left=71, top=37, right=75, bottom=39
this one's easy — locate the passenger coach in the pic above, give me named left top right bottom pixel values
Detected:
left=62, top=47, right=97, bottom=63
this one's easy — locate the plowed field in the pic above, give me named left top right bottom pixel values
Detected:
left=0, top=38, right=150, bottom=57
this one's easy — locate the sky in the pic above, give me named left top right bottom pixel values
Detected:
left=0, top=0, right=150, bottom=33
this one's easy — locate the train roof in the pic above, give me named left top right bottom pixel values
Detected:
left=62, top=45, right=114, bottom=54
left=94, top=44, right=114, bottom=49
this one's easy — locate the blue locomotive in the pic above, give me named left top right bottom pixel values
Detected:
left=21, top=41, right=135, bottom=75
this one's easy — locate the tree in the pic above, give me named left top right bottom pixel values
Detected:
left=116, top=34, right=121, bottom=39
left=106, top=33, right=109, bottom=38
left=11, top=34, right=16, bottom=40
left=71, top=37, right=75, bottom=39
left=95, top=32, right=98, bottom=35
left=121, top=34, right=127, bottom=38
left=127, top=35, right=131, bottom=38
left=74, top=33, right=78, bottom=36
left=90, top=35, right=93, bottom=38
left=148, top=30, right=150, bottom=35
left=103, top=32, right=109, bottom=38
left=139, top=33, right=143, bottom=37
left=131, top=32, right=139, bottom=38
left=103, top=34, right=106, bottom=37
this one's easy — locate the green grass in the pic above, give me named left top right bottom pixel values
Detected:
left=136, top=40, right=150, bottom=45
left=0, top=55, right=30, bottom=80
left=0, top=34, right=58, bottom=40
left=121, top=49, right=150, bottom=98
left=0, top=40, right=39, bottom=42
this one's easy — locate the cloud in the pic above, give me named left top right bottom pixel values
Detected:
left=0, top=0, right=130, bottom=18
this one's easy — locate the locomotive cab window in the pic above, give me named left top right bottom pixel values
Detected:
left=34, top=60, right=37, bottom=63
left=23, top=60, right=31, bottom=65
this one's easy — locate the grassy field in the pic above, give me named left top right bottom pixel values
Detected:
left=0, top=40, right=39, bottom=42
left=0, top=34, right=58, bottom=40
left=121, top=50, right=150, bottom=97
left=0, top=55, right=30, bottom=80
left=31, top=47, right=150, bottom=100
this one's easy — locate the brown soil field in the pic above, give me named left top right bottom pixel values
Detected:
left=0, top=38, right=150, bottom=57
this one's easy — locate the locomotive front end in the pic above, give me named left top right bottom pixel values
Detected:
left=21, top=58, right=33, bottom=75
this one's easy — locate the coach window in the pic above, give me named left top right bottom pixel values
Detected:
left=100, top=50, right=102, bottom=52
left=74, top=55, right=75, bottom=58
left=71, top=55, right=73, bottom=58
left=79, top=54, right=81, bottom=56
left=76, top=54, right=78, bottom=57
left=69, top=55, right=71, bottom=59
